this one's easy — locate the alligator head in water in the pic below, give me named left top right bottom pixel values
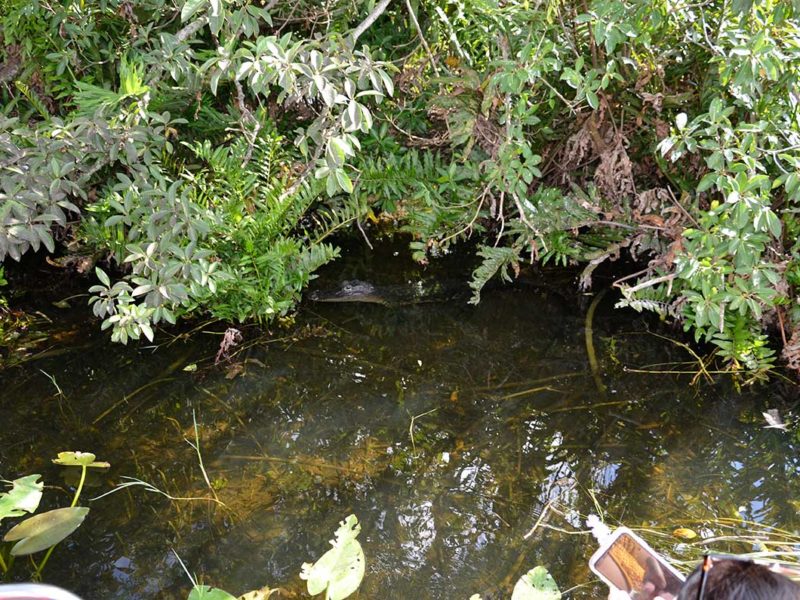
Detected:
left=309, top=280, right=390, bottom=305
left=309, top=279, right=463, bottom=306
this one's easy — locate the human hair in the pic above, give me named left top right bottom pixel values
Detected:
left=677, top=559, right=800, bottom=600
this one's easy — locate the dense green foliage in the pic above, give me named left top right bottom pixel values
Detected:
left=2, top=0, right=800, bottom=379
left=0, top=0, right=389, bottom=343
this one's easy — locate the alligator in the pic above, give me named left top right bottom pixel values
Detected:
left=308, top=279, right=465, bottom=306
left=309, top=272, right=575, bottom=307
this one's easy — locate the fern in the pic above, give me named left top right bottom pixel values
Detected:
left=469, top=245, right=521, bottom=304
left=14, top=82, right=50, bottom=120
left=311, top=195, right=368, bottom=243
left=711, top=314, right=776, bottom=375
left=615, top=290, right=674, bottom=319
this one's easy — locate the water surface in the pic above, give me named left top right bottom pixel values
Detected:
left=1, top=243, right=799, bottom=599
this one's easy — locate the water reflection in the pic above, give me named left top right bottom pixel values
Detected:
left=1, top=246, right=799, bottom=599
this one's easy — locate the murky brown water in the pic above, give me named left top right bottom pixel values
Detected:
left=1, top=241, right=799, bottom=599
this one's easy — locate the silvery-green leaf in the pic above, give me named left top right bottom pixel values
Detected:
left=181, top=0, right=207, bottom=22
left=511, top=566, right=561, bottom=600
left=187, top=585, right=237, bottom=600
left=299, top=514, right=365, bottom=600
left=5, top=506, right=90, bottom=556
left=0, top=474, right=43, bottom=523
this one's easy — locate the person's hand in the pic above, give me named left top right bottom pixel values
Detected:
left=641, top=557, right=677, bottom=600
left=640, top=582, right=676, bottom=600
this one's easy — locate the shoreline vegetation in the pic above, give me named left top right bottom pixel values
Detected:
left=2, top=0, right=800, bottom=382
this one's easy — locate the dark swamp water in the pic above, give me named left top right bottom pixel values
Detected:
left=2, top=241, right=800, bottom=599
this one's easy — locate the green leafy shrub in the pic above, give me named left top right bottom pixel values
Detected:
left=346, top=0, right=800, bottom=379
left=3, top=0, right=800, bottom=378
left=1, top=0, right=392, bottom=343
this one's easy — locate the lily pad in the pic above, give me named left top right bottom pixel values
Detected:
left=187, top=585, right=237, bottom=600
left=4, top=506, right=90, bottom=556
left=52, top=451, right=110, bottom=469
left=300, top=514, right=365, bottom=600
left=0, top=474, right=43, bottom=523
left=511, top=566, right=561, bottom=600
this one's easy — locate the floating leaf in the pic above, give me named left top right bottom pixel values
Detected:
left=0, top=474, right=43, bottom=523
left=300, top=514, right=365, bottom=600
left=4, top=506, right=90, bottom=555
left=673, top=527, right=697, bottom=540
left=238, top=587, right=280, bottom=600
left=52, top=451, right=111, bottom=469
left=762, top=409, right=788, bottom=431
left=511, top=566, right=561, bottom=600
left=187, top=585, right=237, bottom=600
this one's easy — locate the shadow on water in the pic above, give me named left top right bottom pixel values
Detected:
left=1, top=240, right=799, bottom=599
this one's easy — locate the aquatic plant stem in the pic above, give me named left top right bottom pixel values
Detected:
left=31, top=551, right=52, bottom=581
left=585, top=289, right=608, bottom=396
left=189, top=410, right=220, bottom=504
left=0, top=551, right=7, bottom=573
left=71, top=465, right=87, bottom=508
left=33, top=465, right=87, bottom=580
left=408, top=408, right=437, bottom=457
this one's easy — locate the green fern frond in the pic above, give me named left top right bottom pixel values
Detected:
left=469, top=245, right=521, bottom=304
left=311, top=195, right=368, bottom=243
left=14, top=81, right=50, bottom=120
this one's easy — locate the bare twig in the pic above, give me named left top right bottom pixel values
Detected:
left=617, top=273, right=676, bottom=295
left=356, top=219, right=374, bottom=249
left=176, top=16, right=208, bottom=43
left=234, top=80, right=262, bottom=166
left=500, top=386, right=563, bottom=401
left=351, top=0, right=393, bottom=43
left=523, top=501, right=553, bottom=539
left=646, top=331, right=715, bottom=384
left=439, top=184, right=490, bottom=245
left=408, top=408, right=437, bottom=456
left=404, top=0, right=439, bottom=75
left=667, top=188, right=699, bottom=227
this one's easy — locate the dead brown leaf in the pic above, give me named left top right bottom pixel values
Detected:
left=594, top=134, right=635, bottom=203
left=782, top=325, right=800, bottom=375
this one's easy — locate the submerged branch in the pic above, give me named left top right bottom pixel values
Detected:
left=585, top=289, right=608, bottom=396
